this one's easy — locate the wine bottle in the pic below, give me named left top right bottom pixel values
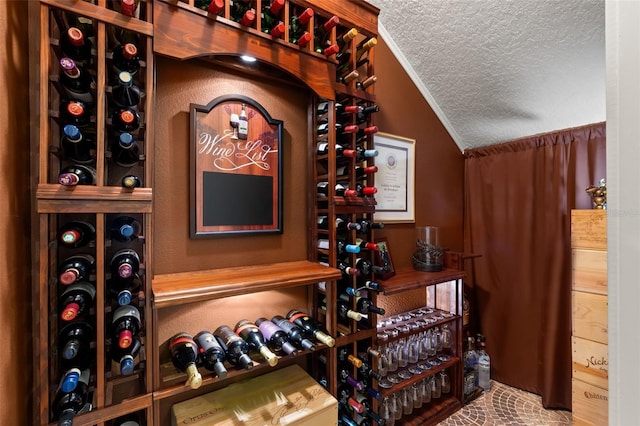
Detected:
left=230, top=0, right=256, bottom=26
left=315, top=142, right=357, bottom=159
left=121, top=174, right=142, bottom=189
left=355, top=37, right=377, bottom=63
left=271, top=315, right=316, bottom=351
left=289, top=7, right=313, bottom=46
left=195, top=0, right=224, bottom=14
left=194, top=330, right=228, bottom=379
left=168, top=332, right=203, bottom=389
left=317, top=121, right=343, bottom=135
left=317, top=216, right=361, bottom=232
left=234, top=319, right=278, bottom=366
left=58, top=321, right=93, bottom=372
left=255, top=317, right=298, bottom=356
left=356, top=219, right=384, bottom=234
left=321, top=297, right=362, bottom=322
left=337, top=383, right=362, bottom=417
left=60, top=99, right=91, bottom=127
left=238, top=103, right=249, bottom=140
left=353, top=105, right=380, bottom=124
left=111, top=335, right=141, bottom=375
left=112, top=107, right=141, bottom=132
left=112, top=42, right=141, bottom=76
left=110, top=215, right=142, bottom=242
left=118, top=0, right=140, bottom=17
left=317, top=238, right=360, bottom=255
left=111, top=132, right=140, bottom=167
left=356, top=239, right=379, bottom=251
left=59, top=57, right=95, bottom=104
left=58, top=164, right=96, bottom=186
left=213, top=324, right=254, bottom=370
left=58, top=221, right=95, bottom=248
left=107, top=273, right=142, bottom=306
left=337, top=28, right=358, bottom=55
left=337, top=347, right=364, bottom=368
left=356, top=75, right=378, bottom=91
left=343, top=183, right=377, bottom=197
left=51, top=367, right=90, bottom=425
left=60, top=27, right=92, bottom=67
left=261, top=0, right=285, bottom=36
left=58, top=254, right=95, bottom=285
left=340, top=294, right=385, bottom=315
left=110, top=248, right=141, bottom=280
left=354, top=393, right=384, bottom=425
left=338, top=70, right=359, bottom=85
left=286, top=309, right=335, bottom=347
left=111, top=71, right=141, bottom=108
left=338, top=365, right=364, bottom=391
left=58, top=281, right=96, bottom=322
left=61, top=124, right=94, bottom=164
left=111, top=305, right=141, bottom=350
left=112, top=412, right=143, bottom=426
left=352, top=165, right=378, bottom=180
left=313, top=15, right=340, bottom=55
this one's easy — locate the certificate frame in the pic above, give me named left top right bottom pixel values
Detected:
left=373, top=132, right=416, bottom=223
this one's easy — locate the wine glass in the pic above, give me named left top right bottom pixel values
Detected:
left=230, top=113, right=239, bottom=139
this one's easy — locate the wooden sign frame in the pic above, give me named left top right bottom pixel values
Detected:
left=190, top=95, right=283, bottom=238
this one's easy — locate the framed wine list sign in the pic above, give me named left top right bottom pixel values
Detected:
left=190, top=95, right=283, bottom=237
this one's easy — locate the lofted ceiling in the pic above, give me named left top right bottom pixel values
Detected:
left=366, top=0, right=606, bottom=152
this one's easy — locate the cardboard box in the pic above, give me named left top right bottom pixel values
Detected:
left=171, top=365, right=337, bottom=426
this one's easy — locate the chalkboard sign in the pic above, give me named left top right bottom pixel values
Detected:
left=190, top=95, right=283, bottom=237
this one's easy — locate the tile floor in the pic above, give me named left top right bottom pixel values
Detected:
left=437, top=381, right=572, bottom=426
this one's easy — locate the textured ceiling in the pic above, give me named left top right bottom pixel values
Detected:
left=367, top=0, right=606, bottom=151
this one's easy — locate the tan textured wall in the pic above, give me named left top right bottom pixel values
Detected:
left=1, top=0, right=32, bottom=424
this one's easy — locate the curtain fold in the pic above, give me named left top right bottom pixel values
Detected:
left=463, top=122, right=606, bottom=410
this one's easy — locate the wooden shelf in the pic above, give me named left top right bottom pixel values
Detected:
left=378, top=356, right=460, bottom=399
left=152, top=260, right=341, bottom=308
left=380, top=268, right=466, bottom=296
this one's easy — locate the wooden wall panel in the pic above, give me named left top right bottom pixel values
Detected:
left=572, top=248, right=607, bottom=295
left=153, top=56, right=311, bottom=275
left=1, top=1, right=32, bottom=425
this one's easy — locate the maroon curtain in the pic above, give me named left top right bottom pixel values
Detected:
left=463, top=122, right=606, bottom=410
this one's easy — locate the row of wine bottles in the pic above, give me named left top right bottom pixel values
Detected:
left=168, top=310, right=335, bottom=389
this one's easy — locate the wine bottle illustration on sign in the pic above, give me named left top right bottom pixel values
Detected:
left=168, top=332, right=203, bottom=390
left=237, top=103, right=249, bottom=140
left=194, top=330, right=228, bottom=379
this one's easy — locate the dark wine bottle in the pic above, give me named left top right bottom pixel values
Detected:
left=255, top=317, right=298, bottom=356
left=110, top=248, right=141, bottom=280
left=194, top=330, right=228, bottom=379
left=234, top=319, right=278, bottom=366
left=340, top=293, right=385, bottom=315
left=213, top=324, right=254, bottom=370
left=317, top=238, right=360, bottom=255
left=58, top=220, right=95, bottom=248
left=112, top=412, right=143, bottom=426
left=107, top=273, right=142, bottom=306
left=58, top=281, right=95, bottom=322
left=118, top=0, right=140, bottom=17
left=61, top=124, right=94, bottom=164
left=318, top=216, right=361, bottom=232
left=338, top=365, right=364, bottom=391
left=195, top=0, right=224, bottom=14
left=51, top=367, right=90, bottom=426
left=59, top=57, right=95, bottom=104
left=110, top=215, right=142, bottom=242
left=111, top=305, right=141, bottom=349
left=271, top=315, right=316, bottom=351
left=354, top=393, right=384, bottom=425
left=58, top=254, right=95, bottom=286
left=112, top=42, right=141, bottom=76
left=338, top=347, right=364, bottom=368
left=58, top=164, right=96, bottom=186
left=111, top=335, right=141, bottom=375
left=60, top=27, right=92, bottom=67
left=261, top=0, right=285, bottom=37
left=356, top=239, right=379, bottom=251
left=289, top=7, right=313, bottom=46
left=314, top=15, right=340, bottom=55
left=230, top=0, right=256, bottom=26
left=321, top=297, right=362, bottom=322
left=58, top=321, right=93, bottom=372
left=111, top=71, right=141, bottom=108
left=355, top=37, right=377, bottom=62
left=60, top=99, right=91, bottom=127
left=168, top=332, right=203, bottom=389
left=286, top=309, right=335, bottom=347
left=356, top=219, right=384, bottom=234
left=121, top=174, right=142, bottom=189
left=238, top=103, right=249, bottom=140
left=354, top=165, right=378, bottom=180
left=112, top=107, right=140, bottom=132
left=356, top=75, right=378, bottom=91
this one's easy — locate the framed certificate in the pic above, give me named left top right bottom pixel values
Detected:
left=373, top=132, right=416, bottom=223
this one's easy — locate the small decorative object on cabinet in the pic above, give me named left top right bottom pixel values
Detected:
left=571, top=210, right=607, bottom=425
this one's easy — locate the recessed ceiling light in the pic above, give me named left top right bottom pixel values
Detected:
left=241, top=55, right=257, bottom=62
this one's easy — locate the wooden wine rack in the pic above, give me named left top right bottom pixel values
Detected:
left=30, top=0, right=463, bottom=424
